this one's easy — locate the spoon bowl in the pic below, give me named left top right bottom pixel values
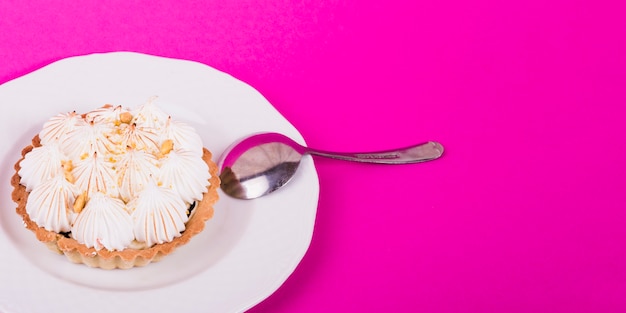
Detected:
left=218, top=133, right=444, bottom=200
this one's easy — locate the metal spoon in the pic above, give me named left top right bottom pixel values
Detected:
left=218, top=133, right=444, bottom=199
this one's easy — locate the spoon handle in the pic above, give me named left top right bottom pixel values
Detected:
left=305, top=141, right=444, bottom=164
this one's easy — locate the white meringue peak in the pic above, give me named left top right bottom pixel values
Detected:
left=129, top=181, right=189, bottom=247
left=158, top=148, right=211, bottom=204
left=26, top=175, right=79, bottom=233
left=119, top=123, right=160, bottom=153
left=61, top=120, right=116, bottom=160
left=72, top=153, right=120, bottom=198
left=39, top=111, right=84, bottom=145
left=71, top=192, right=134, bottom=251
left=162, top=117, right=204, bottom=156
left=85, top=104, right=126, bottom=125
left=116, top=148, right=159, bottom=203
left=132, top=98, right=168, bottom=130
left=18, top=143, right=67, bottom=192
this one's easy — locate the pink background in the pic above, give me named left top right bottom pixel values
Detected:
left=2, top=1, right=626, bottom=312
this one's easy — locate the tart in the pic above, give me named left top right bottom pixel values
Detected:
left=10, top=100, right=219, bottom=269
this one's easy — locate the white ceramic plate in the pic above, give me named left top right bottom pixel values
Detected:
left=0, top=52, right=319, bottom=313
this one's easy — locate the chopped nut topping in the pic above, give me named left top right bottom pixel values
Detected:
left=160, top=139, right=174, bottom=156
left=119, top=112, right=133, bottom=124
left=73, top=192, right=88, bottom=213
left=64, top=171, right=75, bottom=183
left=62, top=160, right=75, bottom=183
left=61, top=160, right=73, bottom=171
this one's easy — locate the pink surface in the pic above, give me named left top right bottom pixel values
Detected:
left=2, top=1, right=626, bottom=312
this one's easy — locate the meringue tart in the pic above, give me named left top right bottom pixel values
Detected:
left=11, top=100, right=219, bottom=269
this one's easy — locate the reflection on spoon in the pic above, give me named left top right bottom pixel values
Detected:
left=218, top=133, right=444, bottom=200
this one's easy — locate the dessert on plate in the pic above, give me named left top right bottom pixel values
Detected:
left=10, top=99, right=220, bottom=269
